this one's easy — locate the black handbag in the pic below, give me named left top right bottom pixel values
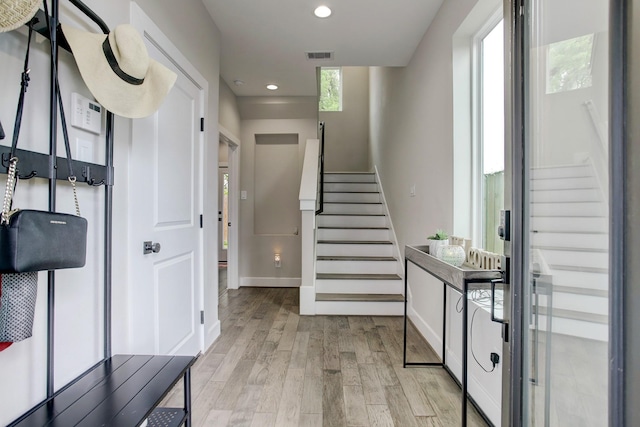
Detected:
left=0, top=23, right=87, bottom=274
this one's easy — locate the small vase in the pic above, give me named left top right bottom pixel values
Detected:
left=428, top=239, right=449, bottom=258
left=439, top=245, right=466, bottom=267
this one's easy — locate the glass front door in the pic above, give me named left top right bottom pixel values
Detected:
left=518, top=0, right=610, bottom=425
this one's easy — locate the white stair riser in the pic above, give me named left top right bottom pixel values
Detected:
left=317, top=215, right=387, bottom=228
left=548, top=270, right=608, bottom=291
left=318, top=228, right=390, bottom=241
left=532, top=189, right=601, bottom=203
left=324, top=173, right=376, bottom=183
left=315, top=301, right=404, bottom=316
left=325, top=182, right=378, bottom=192
left=316, top=260, right=397, bottom=275
left=535, top=293, right=608, bottom=316
left=537, top=249, right=608, bottom=270
left=531, top=177, right=596, bottom=191
left=534, top=316, right=607, bottom=341
left=322, top=203, right=385, bottom=214
left=531, top=165, right=593, bottom=180
left=315, top=279, right=404, bottom=294
left=324, top=192, right=381, bottom=203
left=531, top=202, right=606, bottom=217
left=531, top=232, right=608, bottom=251
left=316, top=243, right=393, bottom=257
left=531, top=217, right=608, bottom=233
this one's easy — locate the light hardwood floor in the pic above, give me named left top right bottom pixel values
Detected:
left=162, top=287, right=489, bottom=426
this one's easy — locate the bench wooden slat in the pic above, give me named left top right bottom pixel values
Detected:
left=8, top=355, right=195, bottom=427
left=10, top=355, right=138, bottom=427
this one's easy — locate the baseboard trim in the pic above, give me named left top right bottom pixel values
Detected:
left=240, top=277, right=301, bottom=287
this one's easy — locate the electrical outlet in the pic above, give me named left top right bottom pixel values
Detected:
left=490, top=352, right=500, bottom=367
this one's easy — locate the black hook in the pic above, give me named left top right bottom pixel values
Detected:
left=18, top=171, right=37, bottom=180
left=88, top=178, right=106, bottom=186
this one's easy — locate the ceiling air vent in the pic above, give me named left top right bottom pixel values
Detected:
left=306, top=51, right=334, bottom=60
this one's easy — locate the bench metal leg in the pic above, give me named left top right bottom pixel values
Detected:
left=184, top=369, right=192, bottom=427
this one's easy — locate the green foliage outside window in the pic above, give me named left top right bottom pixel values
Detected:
left=547, top=34, right=594, bottom=94
left=319, top=68, right=342, bottom=111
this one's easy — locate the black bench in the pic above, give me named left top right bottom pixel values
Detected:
left=8, top=354, right=196, bottom=427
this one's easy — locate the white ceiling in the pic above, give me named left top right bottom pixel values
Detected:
left=202, top=0, right=444, bottom=97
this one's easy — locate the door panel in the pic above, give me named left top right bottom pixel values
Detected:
left=219, top=167, right=228, bottom=262
left=130, top=34, right=203, bottom=357
left=516, top=0, right=610, bottom=425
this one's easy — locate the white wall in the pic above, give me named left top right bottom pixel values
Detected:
left=219, top=77, right=241, bottom=138
left=239, top=119, right=317, bottom=284
left=0, top=1, right=221, bottom=424
left=369, top=0, right=504, bottom=424
left=320, top=66, right=370, bottom=172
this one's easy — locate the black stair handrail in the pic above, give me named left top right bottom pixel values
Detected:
left=316, top=121, right=325, bottom=215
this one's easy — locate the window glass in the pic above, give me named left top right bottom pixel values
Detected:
left=319, top=67, right=342, bottom=111
left=546, top=34, right=594, bottom=94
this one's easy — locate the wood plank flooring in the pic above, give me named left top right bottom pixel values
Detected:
left=162, top=287, right=488, bottom=426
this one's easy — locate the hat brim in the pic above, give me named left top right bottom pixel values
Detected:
left=0, top=0, right=41, bottom=33
left=61, top=24, right=177, bottom=119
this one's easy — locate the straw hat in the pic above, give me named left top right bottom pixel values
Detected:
left=61, top=23, right=177, bottom=119
left=0, top=0, right=41, bottom=32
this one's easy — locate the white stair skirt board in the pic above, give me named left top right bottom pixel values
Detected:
left=316, top=241, right=394, bottom=257
left=317, top=227, right=390, bottom=241
left=316, top=214, right=387, bottom=228
left=324, top=192, right=381, bottom=203
left=324, top=182, right=379, bottom=192
left=315, top=276, right=404, bottom=294
left=323, top=172, right=376, bottom=183
left=240, top=277, right=301, bottom=287
left=321, top=202, right=385, bottom=215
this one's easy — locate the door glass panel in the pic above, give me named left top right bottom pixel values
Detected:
left=523, top=0, right=609, bottom=426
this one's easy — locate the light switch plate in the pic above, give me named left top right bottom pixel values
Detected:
left=71, top=92, right=102, bottom=135
left=409, top=184, right=416, bottom=197
left=76, top=138, right=94, bottom=162
left=241, top=190, right=247, bottom=200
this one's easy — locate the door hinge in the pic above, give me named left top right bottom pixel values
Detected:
left=200, top=310, right=205, bottom=325
left=200, top=117, right=204, bottom=132
left=200, top=214, right=203, bottom=228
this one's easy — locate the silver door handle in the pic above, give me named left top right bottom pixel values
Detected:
left=143, top=241, right=162, bottom=254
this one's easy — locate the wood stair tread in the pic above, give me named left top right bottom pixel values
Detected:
left=317, top=240, right=393, bottom=245
left=317, top=256, right=397, bottom=262
left=316, top=293, right=404, bottom=302
left=316, top=273, right=401, bottom=280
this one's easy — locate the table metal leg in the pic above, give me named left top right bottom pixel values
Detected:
left=462, top=282, right=468, bottom=427
left=442, top=282, right=447, bottom=365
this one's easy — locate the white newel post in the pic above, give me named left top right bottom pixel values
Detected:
left=299, top=139, right=320, bottom=315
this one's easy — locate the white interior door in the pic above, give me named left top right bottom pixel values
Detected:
left=129, top=20, right=204, bottom=357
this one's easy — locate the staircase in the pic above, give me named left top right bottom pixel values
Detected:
left=531, top=163, right=608, bottom=341
left=314, top=172, right=404, bottom=315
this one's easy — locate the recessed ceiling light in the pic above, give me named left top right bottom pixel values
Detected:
left=314, top=5, right=332, bottom=18
left=233, top=79, right=245, bottom=86
left=266, top=84, right=278, bottom=90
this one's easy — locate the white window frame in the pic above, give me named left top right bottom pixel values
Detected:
left=471, top=9, right=504, bottom=249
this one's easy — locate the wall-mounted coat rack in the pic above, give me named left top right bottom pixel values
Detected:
left=0, top=0, right=115, bottom=400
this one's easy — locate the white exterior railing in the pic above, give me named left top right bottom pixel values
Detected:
left=299, top=139, right=320, bottom=315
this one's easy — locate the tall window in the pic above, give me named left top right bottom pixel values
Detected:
left=474, top=17, right=505, bottom=254
left=319, top=67, right=342, bottom=111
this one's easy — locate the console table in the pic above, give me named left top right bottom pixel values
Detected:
left=403, top=245, right=502, bottom=427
